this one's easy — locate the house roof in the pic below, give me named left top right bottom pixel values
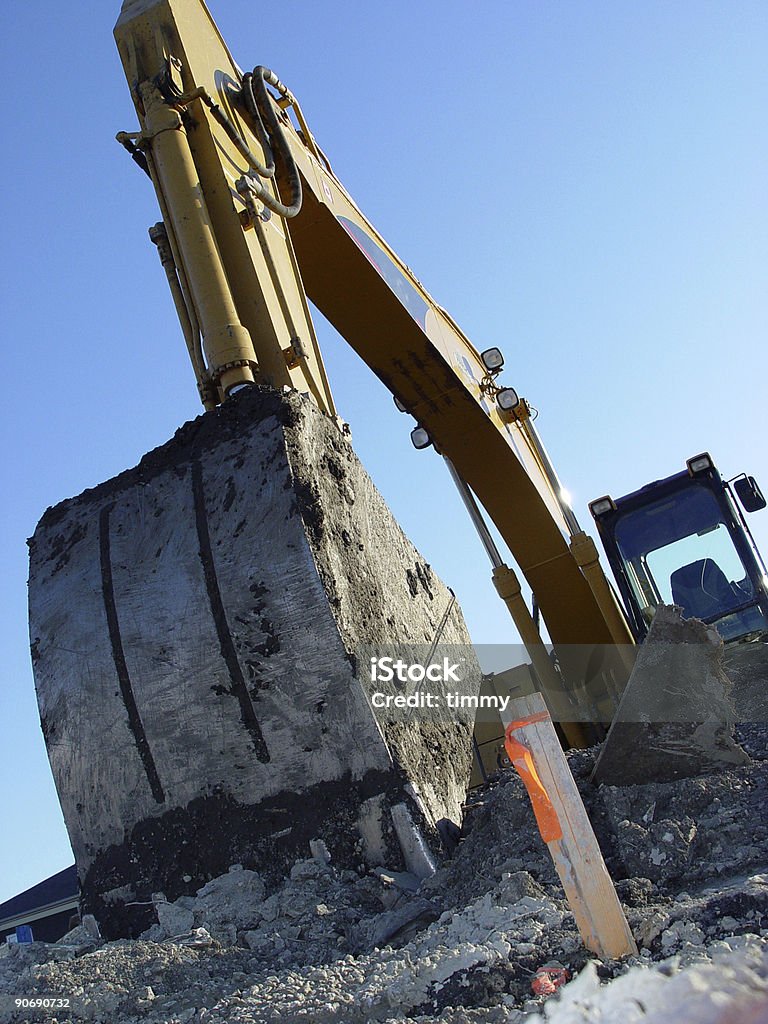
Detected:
left=0, top=865, right=78, bottom=931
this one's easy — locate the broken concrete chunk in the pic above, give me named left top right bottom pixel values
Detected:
left=173, top=927, right=216, bottom=948
left=374, top=868, right=421, bottom=893
left=357, top=794, right=389, bottom=868
left=155, top=900, right=194, bottom=937
left=391, top=803, right=437, bottom=880
left=54, top=923, right=101, bottom=950
left=309, top=838, right=332, bottom=867
left=632, top=909, right=673, bottom=949
left=347, top=898, right=442, bottom=952
left=290, top=859, right=331, bottom=882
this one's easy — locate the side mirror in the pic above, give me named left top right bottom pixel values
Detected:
left=734, top=476, right=767, bottom=513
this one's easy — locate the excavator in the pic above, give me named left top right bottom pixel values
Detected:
left=113, top=0, right=768, bottom=746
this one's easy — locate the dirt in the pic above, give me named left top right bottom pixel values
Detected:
left=3, top=721, right=768, bottom=1023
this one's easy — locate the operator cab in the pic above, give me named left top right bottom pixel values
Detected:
left=590, top=454, right=768, bottom=642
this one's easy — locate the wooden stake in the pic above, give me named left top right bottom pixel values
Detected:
left=501, top=692, right=638, bottom=960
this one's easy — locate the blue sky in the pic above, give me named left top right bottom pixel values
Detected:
left=1, top=0, right=766, bottom=905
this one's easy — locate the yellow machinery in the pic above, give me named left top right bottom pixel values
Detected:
left=114, top=0, right=635, bottom=741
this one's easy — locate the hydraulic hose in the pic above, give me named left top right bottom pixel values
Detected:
left=238, top=66, right=303, bottom=219
left=181, top=87, right=275, bottom=180
left=172, top=68, right=303, bottom=218
left=240, top=72, right=275, bottom=178
left=116, top=132, right=151, bottom=178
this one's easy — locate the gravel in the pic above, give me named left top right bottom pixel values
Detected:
left=3, top=637, right=767, bottom=1023
left=3, top=738, right=768, bottom=1024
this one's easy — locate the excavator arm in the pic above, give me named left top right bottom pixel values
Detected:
left=114, top=0, right=633, bottom=724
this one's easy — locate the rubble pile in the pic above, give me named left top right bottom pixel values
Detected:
left=2, top=726, right=768, bottom=1024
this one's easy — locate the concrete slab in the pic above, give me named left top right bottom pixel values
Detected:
left=28, top=387, right=480, bottom=936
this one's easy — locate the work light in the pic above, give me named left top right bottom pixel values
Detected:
left=686, top=453, right=713, bottom=475
left=480, top=347, right=504, bottom=372
left=589, top=496, right=616, bottom=518
left=496, top=387, right=520, bottom=412
left=411, top=426, right=432, bottom=450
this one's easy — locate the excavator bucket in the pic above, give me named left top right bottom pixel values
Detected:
left=28, top=389, right=481, bottom=937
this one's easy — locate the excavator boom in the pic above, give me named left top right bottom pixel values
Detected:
left=114, top=0, right=633, bottom=703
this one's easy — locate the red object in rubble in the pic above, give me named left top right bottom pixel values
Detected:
left=531, top=964, right=569, bottom=997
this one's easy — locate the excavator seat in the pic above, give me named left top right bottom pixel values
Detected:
left=670, top=557, right=737, bottom=622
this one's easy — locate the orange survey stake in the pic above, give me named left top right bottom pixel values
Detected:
left=504, top=714, right=563, bottom=844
